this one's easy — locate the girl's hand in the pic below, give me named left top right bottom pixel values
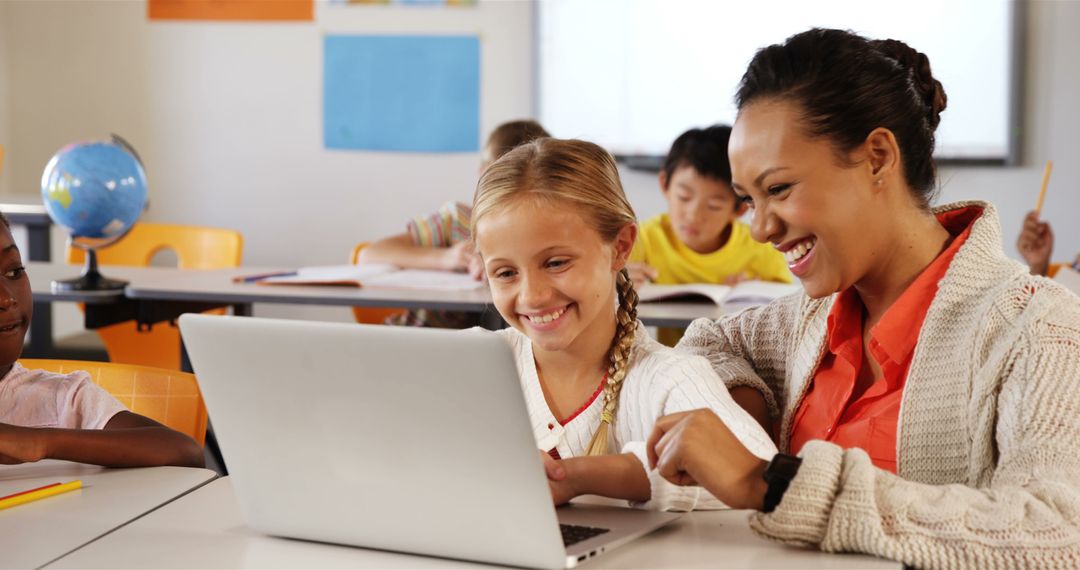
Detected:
left=1017, top=210, right=1054, bottom=276
left=539, top=450, right=577, bottom=505
left=0, top=423, right=48, bottom=465
left=626, top=262, right=659, bottom=288
left=646, top=409, right=769, bottom=510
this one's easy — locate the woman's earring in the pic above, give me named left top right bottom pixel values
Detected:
left=874, top=178, right=883, bottom=186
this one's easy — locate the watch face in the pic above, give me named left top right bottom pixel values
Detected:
left=765, top=453, right=802, bottom=481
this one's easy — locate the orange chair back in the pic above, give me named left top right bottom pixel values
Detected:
left=67, top=222, right=243, bottom=369
left=350, top=243, right=406, bottom=325
left=18, top=359, right=208, bottom=446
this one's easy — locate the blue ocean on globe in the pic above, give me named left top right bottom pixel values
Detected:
left=40, top=140, right=147, bottom=242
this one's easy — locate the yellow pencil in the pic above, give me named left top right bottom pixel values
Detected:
left=0, top=480, right=82, bottom=510
left=1035, top=159, right=1053, bottom=214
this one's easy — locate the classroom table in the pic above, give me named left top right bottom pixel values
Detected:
left=48, top=476, right=900, bottom=569
left=0, top=459, right=217, bottom=569
left=27, top=261, right=726, bottom=329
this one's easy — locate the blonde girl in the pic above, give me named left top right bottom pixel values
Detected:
left=471, top=138, right=776, bottom=510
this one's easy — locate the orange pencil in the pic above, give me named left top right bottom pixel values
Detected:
left=1035, top=159, right=1053, bottom=214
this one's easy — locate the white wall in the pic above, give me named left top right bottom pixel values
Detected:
left=0, top=3, right=10, bottom=195
left=0, top=0, right=533, bottom=327
left=0, top=0, right=1076, bottom=334
left=618, top=0, right=1080, bottom=261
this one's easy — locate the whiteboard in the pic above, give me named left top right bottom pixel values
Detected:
left=537, top=0, right=1019, bottom=163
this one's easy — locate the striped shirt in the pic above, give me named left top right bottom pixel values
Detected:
left=393, top=201, right=477, bottom=328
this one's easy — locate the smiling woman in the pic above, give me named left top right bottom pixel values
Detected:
left=646, top=28, right=1080, bottom=568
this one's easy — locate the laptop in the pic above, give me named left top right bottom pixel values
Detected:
left=179, top=314, right=681, bottom=569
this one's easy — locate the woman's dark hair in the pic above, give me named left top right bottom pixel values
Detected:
left=736, top=28, right=947, bottom=207
left=661, top=125, right=734, bottom=189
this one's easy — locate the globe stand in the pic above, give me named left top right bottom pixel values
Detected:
left=51, top=249, right=128, bottom=294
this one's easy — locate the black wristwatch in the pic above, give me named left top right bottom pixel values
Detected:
left=761, top=453, right=802, bottom=513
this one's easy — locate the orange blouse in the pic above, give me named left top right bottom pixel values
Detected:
left=787, top=206, right=980, bottom=473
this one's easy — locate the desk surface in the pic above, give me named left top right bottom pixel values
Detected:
left=0, top=460, right=216, bottom=570
left=50, top=477, right=899, bottom=569
left=28, top=262, right=724, bottom=328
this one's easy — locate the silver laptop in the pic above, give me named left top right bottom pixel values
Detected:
left=179, top=314, right=680, bottom=569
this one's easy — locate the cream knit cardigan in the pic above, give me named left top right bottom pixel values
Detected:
left=677, top=201, right=1080, bottom=569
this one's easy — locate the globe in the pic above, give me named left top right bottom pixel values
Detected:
left=41, top=135, right=148, bottom=292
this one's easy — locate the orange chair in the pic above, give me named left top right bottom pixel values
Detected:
left=19, top=359, right=208, bottom=446
left=350, top=243, right=406, bottom=324
left=67, top=222, right=243, bottom=370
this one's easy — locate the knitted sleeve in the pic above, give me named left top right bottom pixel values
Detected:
left=749, top=300, right=1080, bottom=569
left=676, top=292, right=805, bottom=419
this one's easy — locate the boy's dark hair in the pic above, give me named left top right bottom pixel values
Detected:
left=485, top=120, right=551, bottom=161
left=736, top=28, right=947, bottom=207
left=661, top=125, right=734, bottom=188
left=0, top=212, right=9, bottom=229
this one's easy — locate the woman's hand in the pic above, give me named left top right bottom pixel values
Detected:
left=0, top=423, right=48, bottom=465
left=646, top=409, right=769, bottom=510
left=1017, top=210, right=1054, bottom=276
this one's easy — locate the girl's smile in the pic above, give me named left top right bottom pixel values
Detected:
left=476, top=198, right=620, bottom=357
left=519, top=303, right=573, bottom=331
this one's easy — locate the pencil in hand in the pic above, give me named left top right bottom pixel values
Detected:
left=1035, top=159, right=1053, bottom=215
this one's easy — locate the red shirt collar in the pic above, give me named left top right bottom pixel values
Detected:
left=828, top=205, right=983, bottom=365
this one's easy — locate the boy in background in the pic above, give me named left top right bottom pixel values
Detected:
left=628, top=126, right=791, bottom=344
left=359, top=120, right=550, bottom=327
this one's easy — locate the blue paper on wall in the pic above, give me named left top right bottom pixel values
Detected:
left=324, top=35, right=480, bottom=153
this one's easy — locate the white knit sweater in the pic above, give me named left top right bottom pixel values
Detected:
left=495, top=323, right=777, bottom=511
left=678, top=201, right=1080, bottom=568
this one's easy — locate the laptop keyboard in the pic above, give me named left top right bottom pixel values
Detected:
left=560, top=523, right=610, bottom=546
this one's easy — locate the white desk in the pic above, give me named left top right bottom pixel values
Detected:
left=28, top=262, right=725, bottom=328
left=0, top=460, right=217, bottom=569
left=50, top=477, right=899, bottom=569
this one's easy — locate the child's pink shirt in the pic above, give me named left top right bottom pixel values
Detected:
left=0, top=363, right=126, bottom=429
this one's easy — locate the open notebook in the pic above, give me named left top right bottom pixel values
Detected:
left=637, top=280, right=801, bottom=307
left=234, top=264, right=484, bottom=291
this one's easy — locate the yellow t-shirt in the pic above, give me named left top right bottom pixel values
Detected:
left=630, top=214, right=792, bottom=285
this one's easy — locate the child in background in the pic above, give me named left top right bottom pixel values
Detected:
left=359, top=120, right=550, bottom=327
left=471, top=138, right=776, bottom=510
left=1017, top=209, right=1080, bottom=276
left=0, top=213, right=204, bottom=467
left=627, top=126, right=792, bottom=344
left=629, top=126, right=791, bottom=287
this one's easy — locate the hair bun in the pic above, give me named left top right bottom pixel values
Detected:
left=873, top=39, right=948, bottom=129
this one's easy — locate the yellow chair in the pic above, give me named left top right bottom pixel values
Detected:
left=18, top=359, right=208, bottom=446
left=67, top=222, right=243, bottom=370
left=350, top=243, right=406, bottom=325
